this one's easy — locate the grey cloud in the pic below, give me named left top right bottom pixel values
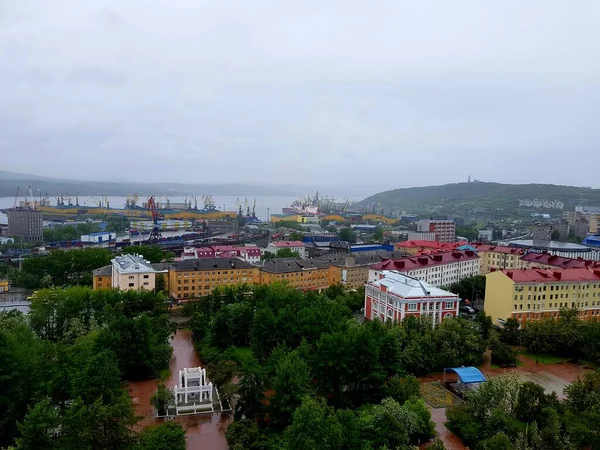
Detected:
left=64, top=68, right=127, bottom=86
left=1, top=0, right=600, bottom=193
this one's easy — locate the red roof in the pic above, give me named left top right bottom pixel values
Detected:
left=396, top=240, right=467, bottom=251
left=502, top=268, right=600, bottom=283
left=472, top=244, right=524, bottom=255
left=274, top=241, right=305, bottom=247
left=521, top=252, right=600, bottom=269
left=371, top=250, right=479, bottom=271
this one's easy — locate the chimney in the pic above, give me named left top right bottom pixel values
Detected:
left=506, top=271, right=513, bottom=278
left=553, top=271, right=561, bottom=279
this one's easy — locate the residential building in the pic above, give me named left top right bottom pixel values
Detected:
left=266, top=240, right=306, bottom=258
left=532, top=223, right=552, bottom=241
left=0, top=280, right=8, bottom=292
left=317, top=253, right=405, bottom=289
left=471, top=244, right=525, bottom=273
left=395, top=240, right=464, bottom=256
left=258, top=258, right=333, bottom=291
left=93, top=262, right=170, bottom=291
left=168, top=258, right=259, bottom=300
left=7, top=209, right=43, bottom=242
left=407, top=231, right=437, bottom=241
left=477, top=230, right=493, bottom=242
left=416, top=219, right=456, bottom=243
left=520, top=252, right=600, bottom=270
left=485, top=268, right=600, bottom=325
left=368, top=250, right=480, bottom=287
left=111, top=254, right=163, bottom=291
left=181, top=245, right=261, bottom=263
left=92, top=266, right=112, bottom=289
left=364, top=270, right=459, bottom=325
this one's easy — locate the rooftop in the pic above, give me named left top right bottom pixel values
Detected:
left=499, top=268, right=600, bottom=283
left=174, top=257, right=255, bottom=271
left=505, top=239, right=592, bottom=252
left=371, top=250, right=479, bottom=271
left=271, top=240, right=305, bottom=248
left=521, top=252, right=600, bottom=269
left=317, top=251, right=409, bottom=267
left=259, top=258, right=330, bottom=274
left=92, top=265, right=112, bottom=277
left=397, top=240, right=467, bottom=250
left=372, top=270, right=458, bottom=298
left=471, top=244, right=524, bottom=255
left=111, top=254, right=157, bottom=274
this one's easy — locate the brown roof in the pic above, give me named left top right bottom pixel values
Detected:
left=371, top=250, right=479, bottom=271
left=501, top=268, right=600, bottom=283
left=259, top=258, right=330, bottom=274
left=520, top=252, right=600, bottom=269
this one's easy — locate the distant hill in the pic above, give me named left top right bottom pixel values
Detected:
left=359, top=182, right=600, bottom=217
left=0, top=171, right=298, bottom=198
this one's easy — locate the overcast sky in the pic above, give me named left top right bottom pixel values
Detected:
left=1, top=0, right=599, bottom=192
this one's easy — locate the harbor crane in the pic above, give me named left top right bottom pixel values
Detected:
left=147, top=196, right=162, bottom=241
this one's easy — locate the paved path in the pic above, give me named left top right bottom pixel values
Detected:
left=128, top=329, right=231, bottom=449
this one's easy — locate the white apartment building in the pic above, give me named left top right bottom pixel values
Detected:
left=111, top=254, right=161, bottom=290
left=368, top=251, right=481, bottom=287
left=266, top=240, right=306, bottom=258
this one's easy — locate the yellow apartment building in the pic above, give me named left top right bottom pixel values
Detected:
left=485, top=268, right=600, bottom=326
left=472, top=244, right=525, bottom=273
left=258, top=259, right=334, bottom=291
left=168, top=258, right=260, bottom=300
left=93, top=258, right=170, bottom=291
left=92, top=266, right=112, bottom=289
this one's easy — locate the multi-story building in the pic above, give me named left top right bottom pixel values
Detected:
left=395, top=240, right=462, bottom=256
left=416, top=219, right=456, bottom=243
left=181, top=245, right=261, bottom=263
left=364, top=270, right=459, bottom=325
left=317, top=253, right=397, bottom=289
left=168, top=258, right=260, bottom=300
left=485, top=268, right=600, bottom=325
left=471, top=244, right=525, bottom=273
left=368, top=250, right=480, bottom=287
left=520, top=252, right=600, bottom=270
left=111, top=254, right=164, bottom=291
left=93, top=262, right=170, bottom=291
left=265, top=240, right=306, bottom=258
left=7, top=209, right=43, bottom=242
left=258, top=258, right=333, bottom=291
left=0, top=279, right=8, bottom=293
left=532, top=223, right=552, bottom=241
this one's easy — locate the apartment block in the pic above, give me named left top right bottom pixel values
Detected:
left=266, top=241, right=306, bottom=258
left=111, top=254, right=164, bottom=291
left=484, top=268, right=600, bottom=325
left=369, top=250, right=480, bottom=287
left=416, top=219, right=456, bottom=243
left=168, top=258, right=260, bottom=300
left=471, top=244, right=525, bottom=273
left=258, top=258, right=333, bottom=291
left=364, top=271, right=459, bottom=325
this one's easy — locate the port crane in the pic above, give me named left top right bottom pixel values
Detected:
left=147, top=196, right=162, bottom=241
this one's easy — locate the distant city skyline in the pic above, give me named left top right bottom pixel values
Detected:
left=2, top=1, right=600, bottom=189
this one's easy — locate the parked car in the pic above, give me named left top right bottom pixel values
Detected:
left=459, top=305, right=476, bottom=315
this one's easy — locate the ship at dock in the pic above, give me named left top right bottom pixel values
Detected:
left=281, top=192, right=356, bottom=215
left=11, top=190, right=238, bottom=221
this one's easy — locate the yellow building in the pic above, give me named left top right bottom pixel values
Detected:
left=484, top=268, right=600, bottom=326
left=317, top=254, right=390, bottom=289
left=169, top=258, right=260, bottom=300
left=258, top=259, right=334, bottom=291
left=0, top=279, right=8, bottom=293
left=472, top=244, right=525, bottom=273
left=92, top=266, right=112, bottom=289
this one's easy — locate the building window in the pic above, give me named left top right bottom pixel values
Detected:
left=407, top=303, right=417, bottom=312
left=128, top=283, right=134, bottom=287
left=445, top=301, right=454, bottom=309
left=129, top=275, right=134, bottom=279
left=98, top=277, right=103, bottom=281
left=143, top=275, right=149, bottom=279
left=143, top=282, right=149, bottom=286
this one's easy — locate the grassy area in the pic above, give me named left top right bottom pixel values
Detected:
left=231, top=346, right=253, bottom=365
left=520, top=352, right=571, bottom=364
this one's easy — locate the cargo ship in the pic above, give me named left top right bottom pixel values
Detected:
left=10, top=192, right=238, bottom=221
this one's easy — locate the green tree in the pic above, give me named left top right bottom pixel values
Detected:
left=261, top=248, right=301, bottom=260
left=338, top=228, right=357, bottom=243
left=155, top=274, right=166, bottom=293
left=477, top=432, right=514, bottom=450
left=289, top=231, right=304, bottom=241
left=500, top=318, right=520, bottom=345
left=490, top=338, right=517, bottom=367
left=284, top=397, right=343, bottom=450
left=14, top=397, right=60, bottom=450
left=122, top=245, right=165, bottom=263
left=372, top=228, right=384, bottom=242
left=515, top=382, right=547, bottom=422
left=474, top=312, right=493, bottom=341
left=269, top=350, right=313, bottom=427
left=384, top=375, right=420, bottom=405
left=151, top=383, right=175, bottom=416
left=136, top=422, right=186, bottom=450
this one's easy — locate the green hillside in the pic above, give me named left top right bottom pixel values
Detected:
left=359, top=181, right=600, bottom=218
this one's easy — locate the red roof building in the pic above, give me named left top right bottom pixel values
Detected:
left=520, top=252, right=600, bottom=270
left=369, top=250, right=480, bottom=287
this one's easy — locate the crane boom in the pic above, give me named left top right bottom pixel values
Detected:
left=147, top=196, right=162, bottom=240
left=13, top=185, right=20, bottom=208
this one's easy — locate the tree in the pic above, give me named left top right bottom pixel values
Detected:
left=372, top=228, right=384, bottom=242
left=155, top=274, right=166, bottom=293
left=477, top=432, right=514, bottom=450
left=467, top=373, right=521, bottom=420
left=289, top=231, right=304, bottom=241
left=338, top=228, right=357, bottom=243
left=474, top=312, right=493, bottom=341
left=500, top=318, right=520, bottom=345
left=490, top=338, right=517, bottom=367
left=284, top=397, right=343, bottom=450
left=136, top=422, right=186, bottom=450
left=122, top=245, right=165, bottom=263
left=550, top=229, right=561, bottom=240
left=269, top=350, right=313, bottom=427
left=14, top=397, right=60, bottom=450
left=261, top=248, right=301, bottom=260
left=515, top=382, right=547, bottom=423
left=384, top=375, right=420, bottom=405
left=151, top=383, right=175, bottom=416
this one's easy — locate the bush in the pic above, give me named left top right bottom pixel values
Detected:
left=151, top=383, right=175, bottom=416
left=491, top=338, right=517, bottom=367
